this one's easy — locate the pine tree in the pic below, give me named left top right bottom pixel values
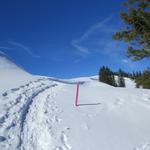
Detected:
left=99, top=66, right=108, bottom=83
left=99, top=66, right=117, bottom=87
left=132, top=71, right=136, bottom=79
left=134, top=68, right=150, bottom=89
left=142, top=68, right=150, bottom=89
left=118, top=71, right=126, bottom=87
left=113, top=0, right=150, bottom=61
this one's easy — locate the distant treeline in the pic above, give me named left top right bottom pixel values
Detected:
left=98, top=66, right=150, bottom=89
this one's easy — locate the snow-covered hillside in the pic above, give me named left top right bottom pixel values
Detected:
left=0, top=53, right=150, bottom=150
left=0, top=51, right=35, bottom=93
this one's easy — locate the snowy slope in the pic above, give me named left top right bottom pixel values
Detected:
left=0, top=76, right=150, bottom=150
left=0, top=54, right=150, bottom=150
left=54, top=80, right=150, bottom=150
left=0, top=51, right=35, bottom=93
left=124, top=77, right=136, bottom=88
left=70, top=75, right=136, bottom=88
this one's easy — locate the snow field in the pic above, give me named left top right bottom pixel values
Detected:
left=0, top=77, right=150, bottom=150
left=0, top=53, right=150, bottom=150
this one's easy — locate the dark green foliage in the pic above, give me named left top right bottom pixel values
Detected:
left=142, top=68, right=150, bottom=88
left=113, top=0, right=150, bottom=61
left=99, top=66, right=128, bottom=87
left=99, top=66, right=150, bottom=89
left=99, top=66, right=117, bottom=87
left=99, top=66, right=149, bottom=89
left=117, top=70, right=126, bottom=87
left=114, top=69, right=133, bottom=79
left=135, top=68, right=150, bottom=89
left=99, top=66, right=108, bottom=83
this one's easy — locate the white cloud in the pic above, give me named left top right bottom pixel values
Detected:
left=122, top=59, right=129, bottom=64
left=78, top=15, right=113, bottom=42
left=72, top=15, right=115, bottom=57
left=72, top=40, right=90, bottom=55
left=71, top=14, right=131, bottom=66
left=8, top=40, right=40, bottom=58
left=121, top=58, right=136, bottom=68
left=102, top=40, right=127, bottom=58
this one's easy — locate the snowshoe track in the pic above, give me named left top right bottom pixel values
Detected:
left=0, top=78, right=62, bottom=150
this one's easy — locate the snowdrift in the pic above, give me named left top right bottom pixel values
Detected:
left=0, top=51, right=35, bottom=93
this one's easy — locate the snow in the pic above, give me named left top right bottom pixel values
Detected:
left=0, top=51, right=36, bottom=94
left=124, top=77, right=136, bottom=88
left=0, top=53, right=150, bottom=150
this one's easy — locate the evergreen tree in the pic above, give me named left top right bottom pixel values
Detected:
left=99, top=66, right=108, bottom=83
left=99, top=66, right=117, bottom=87
left=134, top=68, right=150, bottom=89
left=113, top=0, right=150, bottom=61
left=128, top=72, right=133, bottom=78
left=115, top=69, right=131, bottom=78
left=132, top=71, right=136, bottom=79
left=118, top=70, right=126, bottom=87
left=142, top=68, right=150, bottom=89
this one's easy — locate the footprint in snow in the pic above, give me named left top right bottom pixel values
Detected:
left=60, top=132, right=71, bottom=150
left=0, top=113, right=9, bottom=126
left=55, top=127, right=71, bottom=150
left=11, top=87, right=20, bottom=92
left=19, top=85, right=25, bottom=88
left=142, top=94, right=150, bottom=101
left=0, top=116, right=5, bottom=124
left=114, top=98, right=124, bottom=106
left=2, top=92, right=7, bottom=97
left=134, top=141, right=150, bottom=150
left=0, top=136, right=6, bottom=142
left=106, top=98, right=124, bottom=111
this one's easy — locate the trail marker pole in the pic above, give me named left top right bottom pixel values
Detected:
left=75, top=82, right=79, bottom=107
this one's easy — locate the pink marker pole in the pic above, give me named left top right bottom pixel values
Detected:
left=75, top=82, right=79, bottom=107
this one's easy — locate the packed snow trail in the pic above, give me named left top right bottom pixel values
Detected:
left=0, top=78, right=63, bottom=150
left=21, top=82, right=71, bottom=150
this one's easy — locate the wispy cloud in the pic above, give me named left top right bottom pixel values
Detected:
left=121, top=58, right=136, bottom=68
left=72, top=40, right=90, bottom=56
left=8, top=40, right=40, bottom=58
left=122, top=59, right=129, bottom=64
left=78, top=15, right=113, bottom=42
left=72, top=15, right=114, bottom=56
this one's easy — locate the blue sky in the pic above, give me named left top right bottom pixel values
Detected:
left=0, top=0, right=149, bottom=78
